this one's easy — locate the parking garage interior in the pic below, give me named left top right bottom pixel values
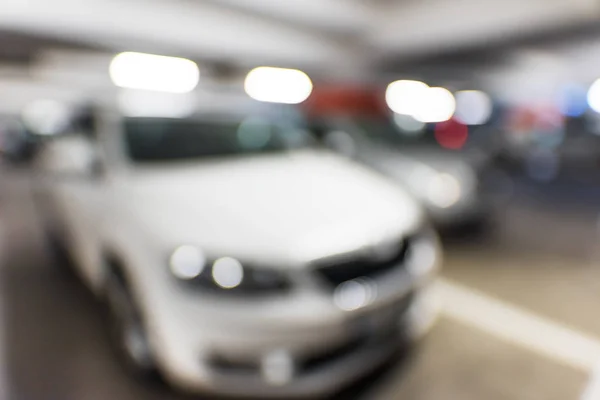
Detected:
left=3, top=1, right=600, bottom=399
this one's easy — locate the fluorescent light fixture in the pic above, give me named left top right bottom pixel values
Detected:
left=454, top=90, right=492, bottom=125
left=413, top=87, right=456, bottom=123
left=244, top=66, right=313, bottom=104
left=386, top=81, right=455, bottom=123
left=385, top=80, right=429, bottom=116
left=109, top=52, right=199, bottom=93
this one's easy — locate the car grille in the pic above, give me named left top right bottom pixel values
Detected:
left=314, top=237, right=412, bottom=287
left=302, top=292, right=414, bottom=372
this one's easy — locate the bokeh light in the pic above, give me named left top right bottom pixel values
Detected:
left=434, top=119, right=468, bottom=150
left=414, top=87, right=456, bottom=123
left=109, top=52, right=200, bottom=93
left=558, top=85, right=587, bottom=117
left=169, top=246, right=207, bottom=280
left=333, top=278, right=376, bottom=311
left=212, top=257, right=244, bottom=289
left=427, top=173, right=462, bottom=208
left=385, top=80, right=429, bottom=116
left=454, top=90, right=493, bottom=125
left=244, top=67, right=313, bottom=104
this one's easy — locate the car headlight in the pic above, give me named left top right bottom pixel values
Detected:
left=169, top=245, right=289, bottom=294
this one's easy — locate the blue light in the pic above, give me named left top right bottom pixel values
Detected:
left=559, top=85, right=587, bottom=117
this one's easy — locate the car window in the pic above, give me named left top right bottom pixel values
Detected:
left=123, top=116, right=313, bottom=163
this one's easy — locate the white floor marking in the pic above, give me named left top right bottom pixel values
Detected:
left=582, top=362, right=600, bottom=400
left=439, top=279, right=600, bottom=371
left=437, top=279, right=600, bottom=399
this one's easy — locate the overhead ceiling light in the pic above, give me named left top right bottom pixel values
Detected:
left=109, top=52, right=199, bottom=93
left=385, top=80, right=429, bottom=116
left=413, top=87, right=456, bottom=123
left=244, top=66, right=313, bottom=104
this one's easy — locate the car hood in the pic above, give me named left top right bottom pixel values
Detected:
left=118, top=150, right=423, bottom=268
left=358, top=145, right=478, bottom=193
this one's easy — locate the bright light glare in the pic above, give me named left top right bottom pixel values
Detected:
left=22, top=99, right=70, bottom=136
left=386, top=81, right=455, bottom=123
left=169, top=246, right=206, bottom=280
left=334, top=278, right=376, bottom=311
left=385, top=80, right=429, bottom=116
left=245, top=66, right=313, bottom=104
left=109, top=52, right=199, bottom=93
left=212, top=257, right=244, bottom=289
left=427, top=173, right=461, bottom=208
left=454, top=90, right=492, bottom=125
left=588, top=79, right=600, bottom=113
left=414, top=87, right=456, bottom=123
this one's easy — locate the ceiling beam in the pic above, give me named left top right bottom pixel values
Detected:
left=0, top=0, right=356, bottom=70
left=369, top=0, right=600, bottom=56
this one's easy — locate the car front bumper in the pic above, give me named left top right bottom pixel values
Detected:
left=143, top=278, right=439, bottom=398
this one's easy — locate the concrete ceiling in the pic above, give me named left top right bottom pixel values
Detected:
left=2, top=0, right=599, bottom=72
left=1, top=0, right=600, bottom=112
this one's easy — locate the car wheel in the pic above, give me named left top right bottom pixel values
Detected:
left=105, top=273, right=155, bottom=376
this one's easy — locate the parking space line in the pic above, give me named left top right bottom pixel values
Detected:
left=438, top=279, right=600, bottom=399
left=438, top=279, right=600, bottom=372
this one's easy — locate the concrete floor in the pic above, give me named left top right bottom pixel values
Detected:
left=0, top=172, right=597, bottom=399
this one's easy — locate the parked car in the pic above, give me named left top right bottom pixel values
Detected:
left=32, top=104, right=441, bottom=398
left=300, top=85, right=501, bottom=231
left=310, top=115, right=496, bottom=230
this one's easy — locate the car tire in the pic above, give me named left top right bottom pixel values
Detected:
left=104, top=272, right=156, bottom=377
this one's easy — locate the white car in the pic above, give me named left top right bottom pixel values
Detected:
left=33, top=106, right=441, bottom=398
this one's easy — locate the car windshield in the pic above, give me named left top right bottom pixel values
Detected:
left=123, top=116, right=312, bottom=162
